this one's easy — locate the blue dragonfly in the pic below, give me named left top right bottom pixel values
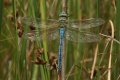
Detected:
left=22, top=11, right=104, bottom=74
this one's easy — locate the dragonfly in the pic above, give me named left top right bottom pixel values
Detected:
left=22, top=11, right=104, bottom=74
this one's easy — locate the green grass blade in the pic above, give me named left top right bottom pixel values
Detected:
left=0, top=0, right=3, bottom=34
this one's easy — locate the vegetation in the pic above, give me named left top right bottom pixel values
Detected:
left=0, top=0, right=120, bottom=80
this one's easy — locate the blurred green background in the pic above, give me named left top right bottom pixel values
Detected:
left=0, top=0, right=120, bottom=80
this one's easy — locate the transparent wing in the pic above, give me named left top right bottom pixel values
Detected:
left=65, top=29, right=100, bottom=42
left=22, top=17, right=59, bottom=30
left=23, top=29, right=60, bottom=41
left=67, top=18, right=104, bottom=29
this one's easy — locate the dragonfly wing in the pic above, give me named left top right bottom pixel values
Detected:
left=23, top=28, right=60, bottom=41
left=65, top=29, right=100, bottom=43
left=67, top=18, right=104, bottom=29
left=22, top=17, right=59, bottom=30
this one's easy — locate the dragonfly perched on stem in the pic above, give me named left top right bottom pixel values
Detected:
left=22, top=11, right=104, bottom=79
left=23, top=14, right=104, bottom=43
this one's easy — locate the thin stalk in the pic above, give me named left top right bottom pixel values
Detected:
left=62, top=0, right=67, bottom=13
left=40, top=0, right=50, bottom=80
left=98, top=39, right=110, bottom=65
left=99, top=33, right=120, bottom=45
left=65, top=64, right=75, bottom=80
left=107, top=20, right=114, bottom=80
left=113, top=1, right=120, bottom=79
left=62, top=40, right=66, bottom=80
left=0, top=0, right=3, bottom=34
left=26, top=1, right=38, bottom=80
left=96, top=0, right=99, bottom=17
left=73, top=0, right=81, bottom=79
left=115, top=0, right=120, bottom=52
left=107, top=43, right=112, bottom=80
left=11, top=0, right=20, bottom=79
left=77, top=0, right=81, bottom=18
left=90, top=44, right=98, bottom=79
left=32, top=65, right=39, bottom=80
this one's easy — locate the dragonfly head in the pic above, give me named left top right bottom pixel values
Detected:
left=59, top=11, right=67, bottom=17
left=59, top=11, right=67, bottom=24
